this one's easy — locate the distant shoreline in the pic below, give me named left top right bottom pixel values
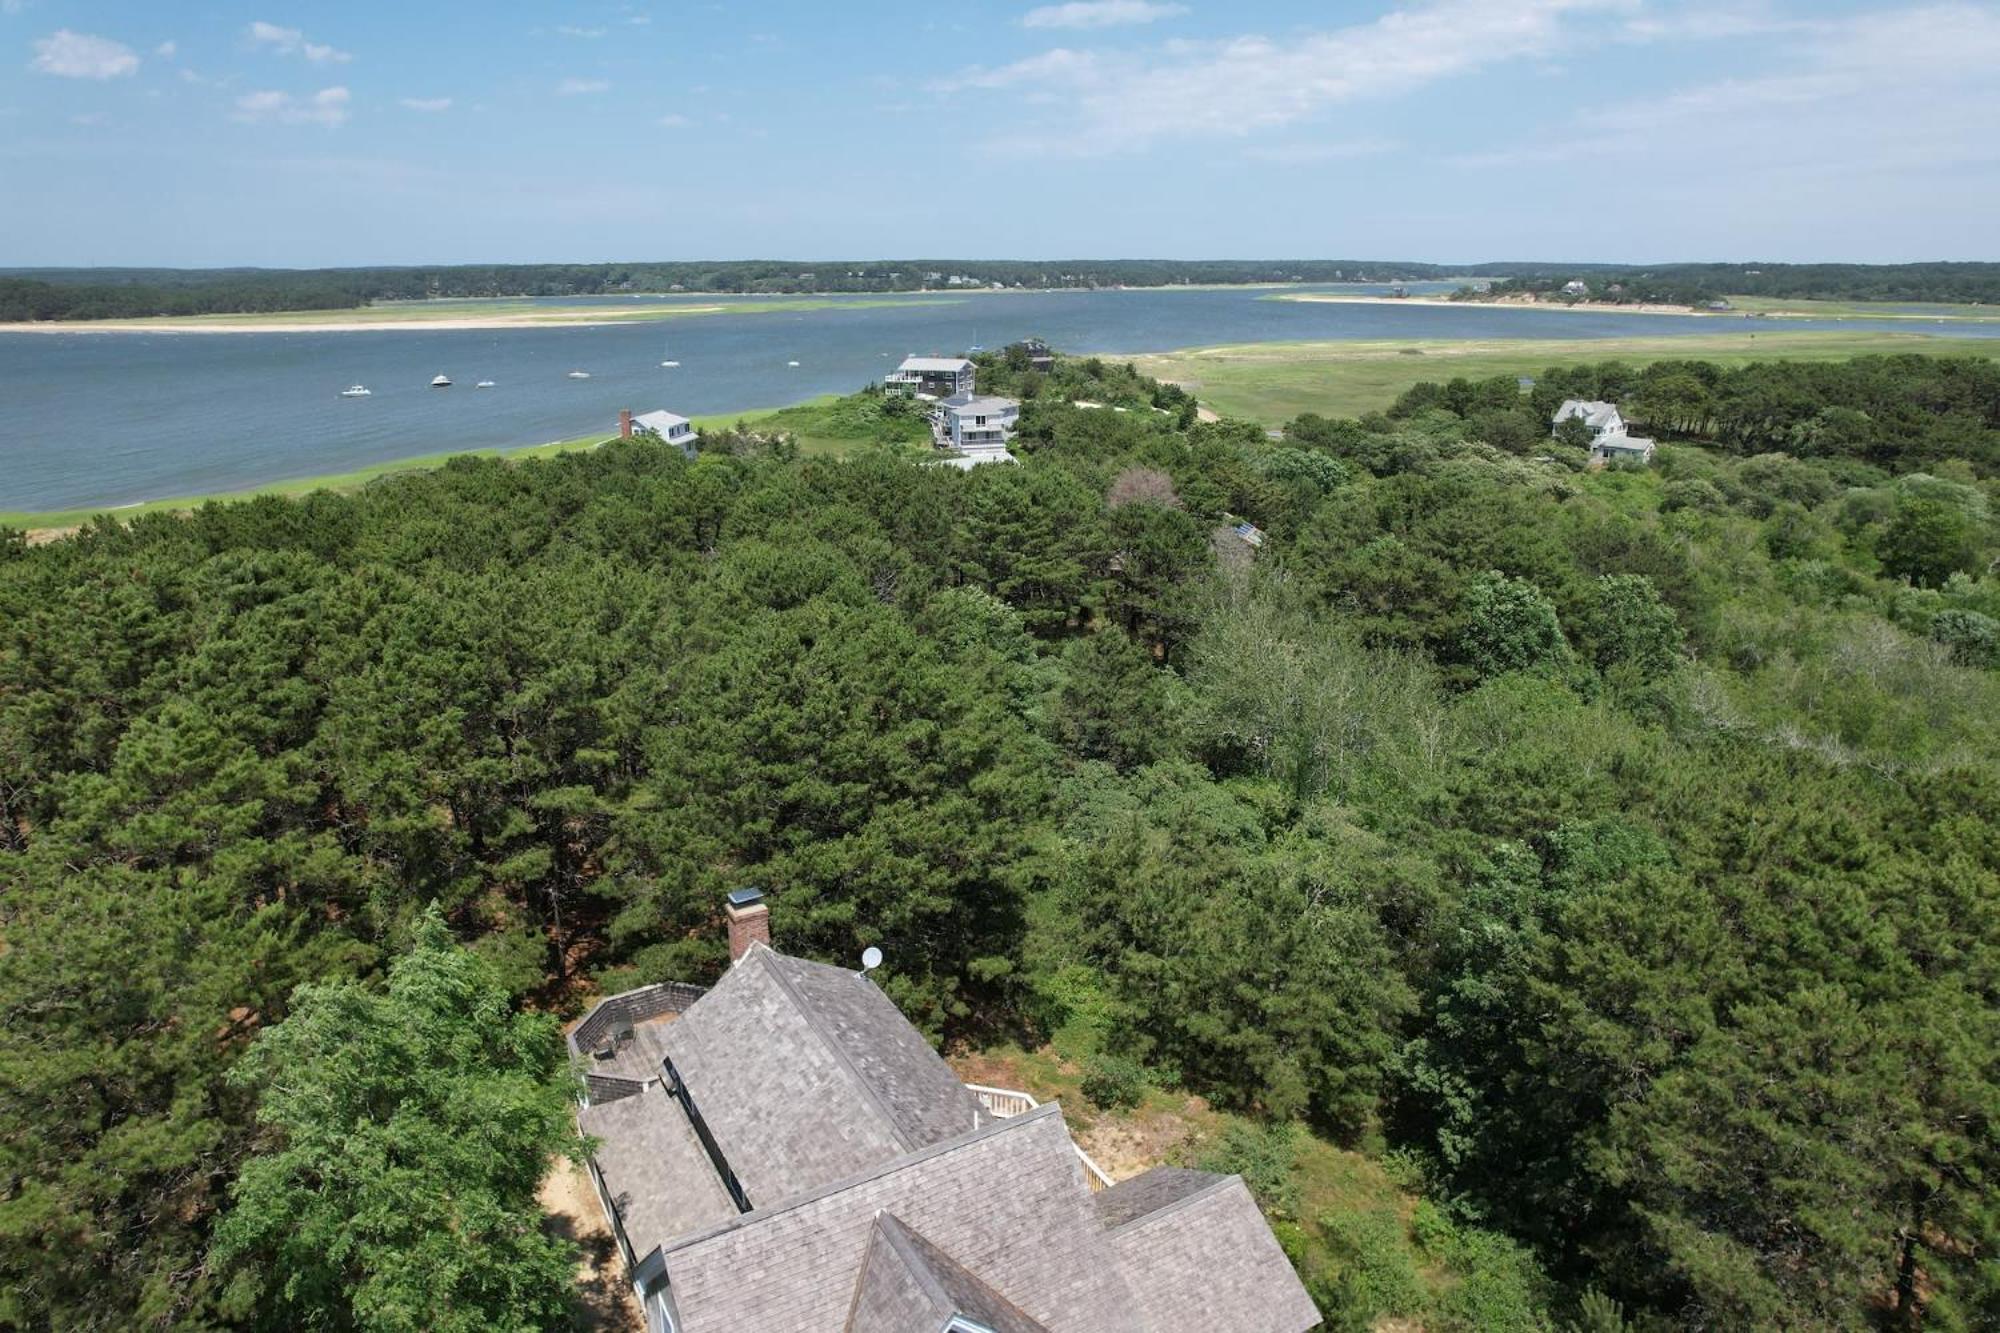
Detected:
left=1273, top=294, right=1715, bottom=317
left=0, top=282, right=1419, bottom=335
left=1270, top=293, right=2000, bottom=324
left=0, top=312, right=697, bottom=335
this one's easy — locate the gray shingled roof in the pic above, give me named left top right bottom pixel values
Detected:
left=659, top=1105, right=1148, bottom=1333
left=1105, top=1174, right=1323, bottom=1333
left=577, top=1082, right=739, bottom=1259
left=845, top=1214, right=1052, bottom=1333
left=659, top=944, right=983, bottom=1208
left=1093, top=1166, right=1220, bottom=1229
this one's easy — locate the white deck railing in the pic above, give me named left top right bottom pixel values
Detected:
left=964, top=1084, right=1115, bottom=1192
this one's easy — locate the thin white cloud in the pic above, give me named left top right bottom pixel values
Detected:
left=155, top=39, right=176, bottom=59
left=234, top=85, right=350, bottom=127
left=1453, top=3, right=2000, bottom=184
left=30, top=29, right=140, bottom=79
left=247, top=21, right=351, bottom=64
left=944, top=0, right=1634, bottom=154
left=1242, top=138, right=1396, bottom=164
left=658, top=112, right=692, bottom=128
left=401, top=96, right=452, bottom=112
left=557, top=25, right=607, bottom=38
left=1022, top=1, right=1187, bottom=29
left=557, top=77, right=609, bottom=95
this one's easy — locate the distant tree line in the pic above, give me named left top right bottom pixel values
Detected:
left=1460, top=261, right=2000, bottom=307
left=9, top=258, right=1996, bottom=322
left=0, top=260, right=1457, bottom=321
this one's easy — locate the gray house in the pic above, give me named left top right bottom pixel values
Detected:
left=571, top=891, right=1320, bottom=1333
left=887, top=356, right=977, bottom=399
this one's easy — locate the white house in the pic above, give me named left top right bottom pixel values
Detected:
left=1554, top=399, right=1625, bottom=439
left=939, top=394, right=1018, bottom=453
left=621, top=408, right=699, bottom=458
left=1552, top=399, right=1656, bottom=465
left=1562, top=280, right=1590, bottom=297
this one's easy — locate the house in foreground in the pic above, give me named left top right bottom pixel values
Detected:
left=571, top=890, right=1320, bottom=1333
left=887, top=356, right=977, bottom=399
left=620, top=408, right=700, bottom=458
left=1552, top=398, right=1656, bottom=466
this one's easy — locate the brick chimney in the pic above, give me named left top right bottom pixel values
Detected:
left=726, top=887, right=770, bottom=963
left=619, top=408, right=634, bottom=439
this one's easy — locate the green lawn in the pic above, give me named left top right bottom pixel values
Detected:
left=3, top=403, right=813, bottom=532
left=1132, top=330, right=2000, bottom=424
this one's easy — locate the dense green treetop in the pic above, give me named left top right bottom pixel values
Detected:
left=1, top=349, right=1995, bottom=1330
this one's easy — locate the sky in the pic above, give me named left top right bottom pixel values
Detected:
left=1, top=0, right=1996, bottom=268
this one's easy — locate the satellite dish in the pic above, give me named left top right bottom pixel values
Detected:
left=858, top=946, right=884, bottom=979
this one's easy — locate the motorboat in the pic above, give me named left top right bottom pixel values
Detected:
left=430, top=374, right=452, bottom=387
left=787, top=360, right=801, bottom=367
left=475, top=380, right=496, bottom=388
left=567, top=370, right=592, bottom=379
left=339, top=384, right=371, bottom=397
left=660, top=359, right=680, bottom=368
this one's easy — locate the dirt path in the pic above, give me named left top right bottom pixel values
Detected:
left=539, top=1155, right=645, bottom=1333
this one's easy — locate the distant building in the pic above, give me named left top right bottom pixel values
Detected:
left=572, top=891, right=1319, bottom=1333
left=1562, top=280, right=1591, bottom=297
left=1552, top=399, right=1655, bottom=465
left=1705, top=299, right=1733, bottom=311
left=887, top=356, right=976, bottom=399
left=939, top=394, right=1019, bottom=455
left=621, top=408, right=699, bottom=458
left=1010, top=337, right=1057, bottom=372
left=1553, top=399, right=1625, bottom=439
left=1593, top=435, right=1657, bottom=465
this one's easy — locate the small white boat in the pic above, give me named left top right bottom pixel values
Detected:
left=339, top=384, right=371, bottom=397
left=660, top=359, right=680, bottom=368
left=567, top=370, right=591, bottom=379
left=430, top=374, right=452, bottom=388
left=787, top=360, right=801, bottom=367
left=475, top=380, right=496, bottom=388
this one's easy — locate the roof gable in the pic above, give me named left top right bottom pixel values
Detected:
left=660, top=945, right=981, bottom=1207
left=846, top=1214, right=1051, bottom=1333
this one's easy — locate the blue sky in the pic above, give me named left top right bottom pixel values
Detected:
left=2, top=0, right=1996, bottom=267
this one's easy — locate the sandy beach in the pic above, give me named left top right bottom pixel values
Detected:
left=1271, top=293, right=1999, bottom=323
left=0, top=307, right=735, bottom=335
left=1273, top=293, right=1729, bottom=318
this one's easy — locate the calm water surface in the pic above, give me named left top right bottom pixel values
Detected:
left=3, top=283, right=1996, bottom=511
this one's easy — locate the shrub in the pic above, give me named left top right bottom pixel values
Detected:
left=1080, top=1051, right=1148, bottom=1111
left=1317, top=1208, right=1425, bottom=1322
left=1199, top=1121, right=1301, bottom=1218
left=1931, top=609, right=2000, bottom=668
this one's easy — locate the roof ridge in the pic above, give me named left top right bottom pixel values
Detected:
left=1101, top=1171, right=1238, bottom=1233
left=659, top=1102, right=1065, bottom=1257
left=753, top=947, right=920, bottom=1153
left=874, top=1214, right=956, bottom=1313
